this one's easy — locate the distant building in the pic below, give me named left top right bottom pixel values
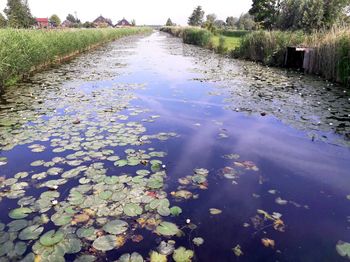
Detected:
left=93, top=15, right=113, bottom=28
left=36, top=18, right=49, bottom=28
left=61, top=20, right=73, bottom=28
left=115, top=18, right=132, bottom=27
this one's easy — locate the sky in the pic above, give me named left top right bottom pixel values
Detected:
left=0, top=0, right=252, bottom=25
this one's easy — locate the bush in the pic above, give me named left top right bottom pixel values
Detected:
left=182, top=28, right=213, bottom=47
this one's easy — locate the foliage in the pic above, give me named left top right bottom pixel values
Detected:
left=166, top=18, right=174, bottom=26
left=188, top=6, right=205, bottom=26
left=49, top=14, right=61, bottom=27
left=4, top=0, right=35, bottom=28
left=131, top=19, right=136, bottom=26
left=237, top=13, right=256, bottom=30
left=0, top=13, right=7, bottom=28
left=0, top=27, right=151, bottom=88
left=66, top=14, right=77, bottom=23
left=249, top=0, right=279, bottom=29
left=226, top=16, right=238, bottom=28
left=182, top=27, right=213, bottom=47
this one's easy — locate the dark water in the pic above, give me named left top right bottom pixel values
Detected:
left=0, top=31, right=350, bottom=262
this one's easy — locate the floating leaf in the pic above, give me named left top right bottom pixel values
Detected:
left=92, top=235, right=117, bottom=251
left=7, top=219, right=28, bottom=232
left=103, top=219, right=128, bottom=235
left=9, top=207, right=32, bottom=219
left=157, top=240, right=175, bottom=256
left=124, top=203, right=142, bottom=217
left=19, top=225, right=44, bottom=240
left=171, top=190, right=192, bottom=199
left=114, top=160, right=128, bottom=167
left=99, top=191, right=113, bottom=200
left=118, top=252, right=144, bottom=262
left=39, top=230, right=64, bottom=246
left=155, top=222, right=179, bottom=236
left=232, top=245, right=243, bottom=257
left=209, top=208, right=222, bottom=215
left=261, top=238, right=275, bottom=248
left=150, top=251, right=167, bottom=262
left=170, top=206, right=182, bottom=216
left=193, top=237, right=204, bottom=246
left=173, top=247, right=194, bottom=262
left=336, top=241, right=350, bottom=258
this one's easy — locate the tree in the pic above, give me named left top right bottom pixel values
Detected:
left=166, top=18, right=174, bottom=26
left=82, top=21, right=94, bottom=28
left=249, top=0, right=279, bottom=29
left=66, top=14, right=77, bottom=23
left=278, top=0, right=303, bottom=30
left=322, top=0, right=350, bottom=27
left=131, top=19, right=136, bottom=26
left=0, top=13, right=7, bottom=27
left=299, top=0, right=324, bottom=31
left=237, top=13, right=256, bottom=30
left=206, top=13, right=217, bottom=23
left=49, top=14, right=61, bottom=27
left=226, top=16, right=238, bottom=28
left=4, top=0, right=35, bottom=28
left=188, top=6, right=205, bottom=26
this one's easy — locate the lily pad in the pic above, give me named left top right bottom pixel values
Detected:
left=39, top=230, right=64, bottom=246
left=173, top=247, right=194, bottom=262
left=124, top=203, right=142, bottom=217
left=118, top=252, right=144, bottom=262
left=19, top=225, right=44, bottom=240
left=193, top=237, right=204, bottom=246
left=150, top=251, right=167, bottom=262
left=336, top=241, right=350, bottom=258
left=103, top=219, right=128, bottom=235
left=9, top=207, right=32, bottom=219
left=170, top=206, right=182, bottom=216
left=155, top=221, right=179, bottom=236
left=209, top=208, right=222, bottom=215
left=93, top=235, right=117, bottom=251
left=7, top=219, right=28, bottom=232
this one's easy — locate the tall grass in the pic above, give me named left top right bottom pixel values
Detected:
left=182, top=28, right=213, bottom=47
left=237, top=28, right=350, bottom=85
left=0, top=27, right=151, bottom=88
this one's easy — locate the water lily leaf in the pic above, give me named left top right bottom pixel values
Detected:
left=170, top=206, right=182, bottom=216
left=51, top=213, right=72, bottom=226
left=19, top=225, right=44, bottom=240
left=124, top=203, right=142, bottom=217
left=150, top=251, right=167, bottom=262
left=0, top=240, right=14, bottom=256
left=336, top=241, right=350, bottom=258
left=232, top=245, right=243, bottom=257
left=155, top=222, right=179, bottom=236
left=118, top=252, right=144, bottom=262
left=209, top=208, right=222, bottom=215
left=171, top=190, right=192, bottom=199
left=61, top=238, right=82, bottom=254
left=99, top=191, right=113, bottom=200
left=92, top=235, right=117, bottom=251
left=76, top=227, right=96, bottom=240
left=7, top=219, right=28, bottom=232
left=14, top=241, right=27, bottom=256
left=39, top=230, right=64, bottom=246
left=173, top=247, right=194, bottom=262
left=192, top=175, right=206, bottom=184
left=193, top=237, right=204, bottom=246
left=9, top=207, right=32, bottom=219
left=157, top=240, right=175, bottom=256
left=103, top=219, right=128, bottom=235
left=115, top=160, right=128, bottom=167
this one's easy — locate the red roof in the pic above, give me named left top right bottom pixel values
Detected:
left=36, top=18, right=49, bottom=22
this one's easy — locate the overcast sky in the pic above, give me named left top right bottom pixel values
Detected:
left=0, top=0, right=252, bottom=25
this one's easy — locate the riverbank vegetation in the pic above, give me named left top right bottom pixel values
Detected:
left=0, top=27, right=151, bottom=89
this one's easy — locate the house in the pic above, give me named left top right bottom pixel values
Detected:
left=115, top=18, right=132, bottom=27
left=36, top=18, right=49, bottom=28
left=93, top=15, right=113, bottom=28
left=61, top=20, right=73, bottom=28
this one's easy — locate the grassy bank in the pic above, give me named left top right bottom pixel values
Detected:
left=0, top=27, right=151, bottom=88
left=160, top=26, right=241, bottom=53
left=237, top=28, right=350, bottom=85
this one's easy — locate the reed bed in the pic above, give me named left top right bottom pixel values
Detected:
left=0, top=27, right=151, bottom=88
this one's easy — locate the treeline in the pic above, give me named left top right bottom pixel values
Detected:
left=250, top=0, right=350, bottom=31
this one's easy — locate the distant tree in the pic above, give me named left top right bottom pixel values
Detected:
left=4, top=0, right=35, bottom=28
left=249, top=0, right=279, bottom=29
left=206, top=13, right=217, bottom=23
left=237, top=13, right=256, bottom=30
left=66, top=13, right=77, bottom=23
left=188, top=5, right=205, bottom=26
left=82, top=21, right=94, bottom=28
left=166, top=18, right=174, bottom=26
left=214, top=19, right=226, bottom=29
left=299, top=0, right=324, bottom=31
left=226, top=16, right=238, bottom=27
left=278, top=0, right=303, bottom=30
left=131, top=19, right=136, bottom=26
left=0, top=13, right=7, bottom=27
left=49, top=14, right=61, bottom=27
left=322, top=0, right=350, bottom=27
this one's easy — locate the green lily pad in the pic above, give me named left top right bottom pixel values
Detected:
left=9, top=207, right=32, bottom=219
left=51, top=213, right=72, bottom=226
left=74, top=255, right=97, bottom=262
left=114, top=160, right=128, bottom=167
left=19, top=225, right=44, bottom=240
left=336, top=241, right=350, bottom=258
left=7, top=219, right=28, bottom=232
left=92, top=235, right=117, bottom=251
left=103, top=219, right=128, bottom=235
left=209, top=208, right=222, bottom=215
left=39, top=230, right=64, bottom=246
left=173, top=247, right=194, bottom=262
left=170, top=206, right=182, bottom=216
left=155, top=222, right=179, bottom=236
left=14, top=241, right=27, bottom=256
left=124, top=203, right=142, bottom=217
left=99, top=191, right=113, bottom=200
left=150, top=251, right=167, bottom=262
left=118, top=252, right=144, bottom=262
left=193, top=237, right=204, bottom=246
